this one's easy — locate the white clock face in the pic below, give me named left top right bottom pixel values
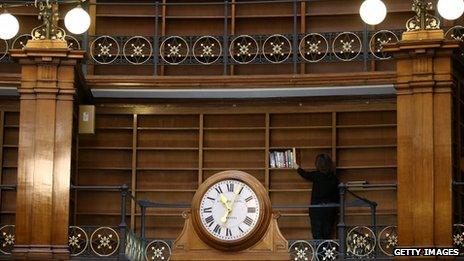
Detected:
left=199, top=179, right=260, bottom=241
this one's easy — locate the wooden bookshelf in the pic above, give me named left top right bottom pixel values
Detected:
left=75, top=99, right=397, bottom=239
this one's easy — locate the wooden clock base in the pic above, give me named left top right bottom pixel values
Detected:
left=171, top=212, right=290, bottom=261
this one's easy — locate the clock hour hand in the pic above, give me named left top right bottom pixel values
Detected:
left=219, top=194, right=231, bottom=224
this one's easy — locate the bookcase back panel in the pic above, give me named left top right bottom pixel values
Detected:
left=138, top=115, right=199, bottom=128
left=77, top=191, right=129, bottom=213
left=203, top=169, right=266, bottom=185
left=270, top=170, right=312, bottom=190
left=78, top=170, right=132, bottom=186
left=338, top=169, right=396, bottom=183
left=79, top=130, right=133, bottom=147
left=136, top=192, right=195, bottom=205
left=1, top=191, right=15, bottom=212
left=76, top=215, right=124, bottom=226
left=270, top=191, right=311, bottom=205
left=270, top=129, right=332, bottom=147
left=3, top=112, right=18, bottom=126
left=337, top=147, right=396, bottom=167
left=3, top=129, right=18, bottom=146
left=79, top=150, right=132, bottom=169
left=137, top=150, right=198, bottom=169
left=203, top=150, right=265, bottom=168
left=96, top=114, right=133, bottom=128
left=270, top=113, right=332, bottom=127
left=136, top=170, right=198, bottom=190
left=337, top=127, right=396, bottom=146
left=1, top=169, right=16, bottom=185
left=204, top=114, right=265, bottom=128
left=278, top=216, right=310, bottom=240
left=337, top=111, right=397, bottom=126
left=136, top=216, right=185, bottom=239
left=297, top=148, right=332, bottom=169
left=138, top=130, right=199, bottom=148
left=204, top=129, right=265, bottom=147
left=3, top=148, right=17, bottom=168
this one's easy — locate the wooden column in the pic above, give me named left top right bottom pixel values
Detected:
left=10, top=39, right=84, bottom=260
left=385, top=30, right=461, bottom=250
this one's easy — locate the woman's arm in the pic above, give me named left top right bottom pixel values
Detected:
left=297, top=168, right=316, bottom=182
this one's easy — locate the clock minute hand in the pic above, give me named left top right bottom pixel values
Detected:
left=224, top=185, right=243, bottom=223
left=219, top=194, right=231, bottom=223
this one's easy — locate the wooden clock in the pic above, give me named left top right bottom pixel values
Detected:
left=171, top=170, right=289, bottom=261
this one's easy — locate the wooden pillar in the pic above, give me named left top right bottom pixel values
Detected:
left=385, top=30, right=461, bottom=250
left=10, top=40, right=84, bottom=259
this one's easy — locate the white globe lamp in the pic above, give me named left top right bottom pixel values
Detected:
left=437, top=0, right=464, bottom=20
left=0, top=12, right=19, bottom=40
left=64, top=6, right=91, bottom=35
left=359, top=0, right=387, bottom=25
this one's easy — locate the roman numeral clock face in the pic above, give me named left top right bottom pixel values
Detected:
left=199, top=180, right=260, bottom=241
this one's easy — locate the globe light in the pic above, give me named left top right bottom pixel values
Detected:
left=64, top=6, right=91, bottom=35
left=0, top=12, right=19, bottom=40
left=437, top=0, right=464, bottom=20
left=359, top=0, right=387, bottom=25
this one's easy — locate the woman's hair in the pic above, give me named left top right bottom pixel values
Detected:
left=315, top=154, right=334, bottom=174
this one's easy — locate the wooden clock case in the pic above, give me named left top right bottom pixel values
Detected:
left=171, top=170, right=289, bottom=260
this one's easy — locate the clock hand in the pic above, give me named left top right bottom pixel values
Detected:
left=219, top=193, right=231, bottom=224
left=220, top=208, right=230, bottom=223
left=222, top=185, right=243, bottom=224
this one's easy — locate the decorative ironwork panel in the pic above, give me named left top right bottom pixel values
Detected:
left=193, top=36, right=222, bottom=65
left=90, top=226, right=120, bottom=257
left=160, top=36, right=189, bottom=65
left=262, top=34, right=292, bottom=64
left=453, top=224, right=464, bottom=256
left=0, top=40, right=7, bottom=61
left=11, top=34, right=32, bottom=50
left=90, top=36, right=120, bottom=65
left=299, top=33, right=329, bottom=63
left=316, top=240, right=339, bottom=261
left=68, top=226, right=89, bottom=257
left=145, top=240, right=171, bottom=261
left=289, top=240, right=314, bottom=261
left=369, top=30, right=399, bottom=60
left=446, top=26, right=464, bottom=41
left=229, top=35, right=259, bottom=64
left=346, top=226, right=376, bottom=258
left=332, top=32, right=362, bottom=62
left=0, top=225, right=14, bottom=255
left=123, top=36, right=153, bottom=65
left=377, top=226, right=398, bottom=257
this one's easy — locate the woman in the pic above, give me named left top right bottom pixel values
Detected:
left=293, top=153, right=339, bottom=239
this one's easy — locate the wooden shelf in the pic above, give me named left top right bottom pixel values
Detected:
left=337, top=165, right=397, bottom=170
left=270, top=146, right=331, bottom=150
left=137, top=147, right=198, bottom=151
left=2, top=145, right=18, bottom=148
left=336, top=145, right=397, bottom=149
left=137, top=167, right=198, bottom=171
left=336, top=124, right=397, bottom=129
left=203, top=147, right=265, bottom=151
left=203, top=127, right=265, bottom=130
left=269, top=126, right=332, bottom=130
left=136, top=189, right=196, bottom=192
left=138, top=127, right=199, bottom=131
left=96, top=127, right=133, bottom=130
left=79, top=146, right=132, bottom=150
left=202, top=167, right=265, bottom=171
left=3, top=125, right=18, bottom=128
left=78, top=167, right=132, bottom=171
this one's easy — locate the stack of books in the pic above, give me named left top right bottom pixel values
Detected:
left=269, top=150, right=295, bottom=168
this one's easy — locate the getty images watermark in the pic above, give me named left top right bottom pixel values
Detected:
left=394, top=247, right=459, bottom=257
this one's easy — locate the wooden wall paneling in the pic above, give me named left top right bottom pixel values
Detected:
left=331, top=112, right=337, bottom=169
left=230, top=0, right=236, bottom=76
left=161, top=0, right=167, bottom=76
left=86, top=0, right=97, bottom=76
left=131, top=114, right=137, bottom=229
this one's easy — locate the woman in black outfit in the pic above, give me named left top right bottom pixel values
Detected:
left=294, top=153, right=339, bottom=239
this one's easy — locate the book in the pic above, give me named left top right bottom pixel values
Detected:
left=269, top=149, right=296, bottom=168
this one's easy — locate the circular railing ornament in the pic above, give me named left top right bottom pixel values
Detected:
left=0, top=39, right=7, bottom=61
left=90, top=227, right=120, bottom=257
left=90, top=36, right=120, bottom=65
left=68, top=226, right=88, bottom=256
left=315, top=240, right=339, bottom=261
left=289, top=240, right=314, bottom=261
left=11, top=34, right=32, bottom=50
left=299, top=33, right=329, bottom=63
left=229, top=35, right=259, bottom=64
left=332, top=32, right=362, bottom=62
left=0, top=225, right=15, bottom=255
left=145, top=240, right=171, bottom=261
left=193, top=36, right=222, bottom=65
left=123, top=36, right=153, bottom=65
left=65, top=35, right=81, bottom=51
left=160, top=36, right=189, bottom=65
left=377, top=225, right=397, bottom=256
left=346, top=226, right=376, bottom=257
left=446, top=26, right=464, bottom=41
left=262, top=34, right=292, bottom=63
left=453, top=224, right=464, bottom=255
left=370, top=30, right=399, bottom=60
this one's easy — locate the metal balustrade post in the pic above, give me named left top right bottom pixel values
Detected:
left=362, top=23, right=369, bottom=71
left=118, top=184, right=129, bottom=259
left=141, top=205, right=147, bottom=242
left=223, top=1, right=229, bottom=75
left=292, top=0, right=298, bottom=74
left=154, top=1, right=160, bottom=76
left=337, top=184, right=346, bottom=259
left=371, top=203, right=377, bottom=258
